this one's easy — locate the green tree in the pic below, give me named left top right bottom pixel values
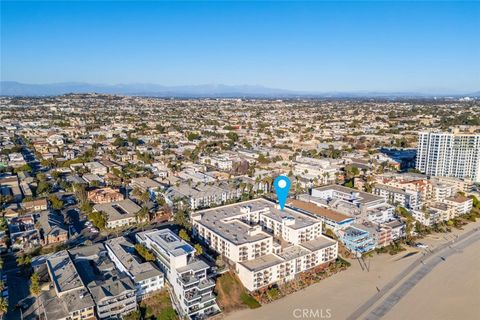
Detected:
left=136, top=206, right=149, bottom=223
left=257, top=154, right=270, bottom=164
left=48, top=195, right=64, bottom=210
left=0, top=297, right=8, bottom=315
left=140, top=191, right=150, bottom=204
left=51, top=170, right=62, bottom=180
left=226, top=131, right=239, bottom=142
left=36, top=181, right=51, bottom=195
left=88, top=211, right=107, bottom=229
left=470, top=195, right=480, bottom=209
left=17, top=255, right=32, bottom=269
left=113, top=137, right=128, bottom=147
left=194, top=244, right=203, bottom=256
left=344, top=180, right=354, bottom=188
left=186, top=132, right=200, bottom=141
left=0, top=218, right=7, bottom=232
left=173, top=209, right=190, bottom=229
left=345, top=165, right=360, bottom=178
left=30, top=272, right=41, bottom=296
left=0, top=195, right=13, bottom=207
left=74, top=183, right=88, bottom=204
left=134, top=244, right=156, bottom=262
left=179, top=229, right=190, bottom=242
left=14, top=163, right=32, bottom=173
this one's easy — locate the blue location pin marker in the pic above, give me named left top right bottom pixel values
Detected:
left=274, top=176, right=291, bottom=210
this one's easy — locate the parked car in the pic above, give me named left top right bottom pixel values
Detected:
left=16, top=298, right=29, bottom=310
left=416, top=243, right=429, bottom=249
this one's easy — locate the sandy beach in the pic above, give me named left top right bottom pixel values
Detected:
left=383, top=237, right=480, bottom=320
left=224, top=221, right=480, bottom=320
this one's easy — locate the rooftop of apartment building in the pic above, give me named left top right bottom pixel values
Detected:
left=194, top=198, right=319, bottom=245
left=286, top=199, right=352, bottom=223
left=68, top=243, right=136, bottom=302
left=105, top=236, right=163, bottom=282
left=343, top=225, right=370, bottom=237
left=313, top=184, right=384, bottom=205
left=130, top=176, right=162, bottom=189
left=176, top=258, right=209, bottom=275
left=137, top=228, right=195, bottom=257
left=445, top=195, right=471, bottom=203
left=93, top=198, right=141, bottom=221
left=298, top=236, right=337, bottom=252
left=44, top=251, right=96, bottom=319
left=88, top=273, right=135, bottom=303
left=166, top=182, right=225, bottom=199
left=383, top=219, right=405, bottom=229
left=88, top=187, right=123, bottom=197
left=40, top=286, right=95, bottom=320
left=238, top=254, right=283, bottom=272
left=373, top=183, right=419, bottom=196
left=276, top=245, right=309, bottom=261
left=47, top=250, right=84, bottom=294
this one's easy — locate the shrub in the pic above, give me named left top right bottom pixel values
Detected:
left=267, top=287, right=279, bottom=300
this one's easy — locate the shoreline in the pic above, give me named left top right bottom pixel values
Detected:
left=223, top=220, right=480, bottom=320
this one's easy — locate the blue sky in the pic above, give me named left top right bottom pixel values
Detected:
left=1, top=1, right=479, bottom=92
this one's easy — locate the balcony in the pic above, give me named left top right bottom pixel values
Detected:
left=180, top=274, right=201, bottom=287
left=197, top=278, right=215, bottom=290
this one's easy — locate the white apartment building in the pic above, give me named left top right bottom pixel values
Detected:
left=164, top=182, right=241, bottom=210
left=373, top=174, right=433, bottom=204
left=412, top=195, right=473, bottom=227
left=373, top=183, right=420, bottom=209
left=431, top=182, right=456, bottom=202
left=311, top=185, right=395, bottom=224
left=293, top=156, right=340, bottom=185
left=411, top=202, right=454, bottom=227
left=288, top=198, right=355, bottom=233
left=416, top=130, right=480, bottom=183
left=105, top=237, right=164, bottom=300
left=46, top=134, right=64, bottom=146
left=432, top=176, right=474, bottom=193
left=93, top=199, right=141, bottom=229
left=192, top=199, right=338, bottom=292
left=85, top=161, right=108, bottom=175
left=44, top=251, right=96, bottom=320
left=200, top=154, right=234, bottom=171
left=8, top=152, right=26, bottom=168
left=443, top=196, right=473, bottom=217
left=136, top=229, right=220, bottom=319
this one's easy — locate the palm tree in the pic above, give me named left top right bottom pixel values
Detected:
left=136, top=207, right=149, bottom=228
left=323, top=172, right=329, bottom=184
left=263, top=176, right=273, bottom=192
left=239, top=182, right=246, bottom=194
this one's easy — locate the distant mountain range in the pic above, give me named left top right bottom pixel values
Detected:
left=1, top=81, right=478, bottom=98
